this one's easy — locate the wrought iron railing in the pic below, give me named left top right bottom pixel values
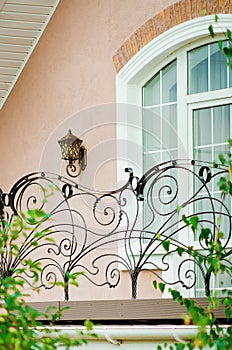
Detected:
left=0, top=160, right=231, bottom=300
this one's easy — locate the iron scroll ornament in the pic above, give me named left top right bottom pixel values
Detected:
left=0, top=160, right=231, bottom=300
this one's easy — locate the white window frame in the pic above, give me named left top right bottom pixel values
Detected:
left=116, top=15, right=232, bottom=297
left=116, top=14, right=232, bottom=180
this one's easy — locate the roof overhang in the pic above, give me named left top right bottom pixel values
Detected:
left=0, top=0, right=60, bottom=109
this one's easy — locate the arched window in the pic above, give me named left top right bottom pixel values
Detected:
left=116, top=15, right=232, bottom=297
left=116, top=15, right=232, bottom=177
left=142, top=41, right=232, bottom=172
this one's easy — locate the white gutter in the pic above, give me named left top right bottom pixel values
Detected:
left=40, top=325, right=200, bottom=345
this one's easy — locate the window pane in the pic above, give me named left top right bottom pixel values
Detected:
left=143, top=152, right=161, bottom=172
left=195, top=268, right=206, bottom=297
left=143, top=73, right=160, bottom=106
left=141, top=40, right=232, bottom=298
left=193, top=108, right=211, bottom=147
left=162, top=104, right=177, bottom=149
left=143, top=108, right=161, bottom=151
left=188, top=45, right=208, bottom=94
left=214, top=144, right=230, bottom=163
left=213, top=193, right=231, bottom=240
left=215, top=269, right=232, bottom=294
left=213, top=105, right=230, bottom=144
left=210, top=42, right=227, bottom=91
left=230, top=62, right=232, bottom=87
left=194, top=147, right=212, bottom=162
left=162, top=149, right=177, bottom=162
left=162, top=60, right=177, bottom=103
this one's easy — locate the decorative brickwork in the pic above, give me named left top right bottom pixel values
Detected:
left=113, top=0, right=232, bottom=72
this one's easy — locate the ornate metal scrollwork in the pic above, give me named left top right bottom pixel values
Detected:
left=0, top=160, right=231, bottom=300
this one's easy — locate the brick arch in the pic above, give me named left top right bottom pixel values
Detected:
left=113, top=0, right=232, bottom=73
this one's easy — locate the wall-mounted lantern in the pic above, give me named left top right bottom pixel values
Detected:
left=58, top=129, right=87, bottom=177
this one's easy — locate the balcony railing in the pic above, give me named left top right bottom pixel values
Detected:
left=0, top=160, right=231, bottom=300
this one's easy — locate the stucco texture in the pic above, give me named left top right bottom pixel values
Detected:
left=0, top=0, right=176, bottom=190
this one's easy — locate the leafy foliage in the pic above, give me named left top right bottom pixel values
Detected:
left=0, top=209, right=95, bottom=349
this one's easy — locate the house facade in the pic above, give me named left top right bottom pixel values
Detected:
left=0, top=0, right=232, bottom=348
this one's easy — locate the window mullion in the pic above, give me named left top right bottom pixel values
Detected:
left=227, top=41, right=230, bottom=89
left=208, top=44, right=211, bottom=92
left=211, top=107, right=214, bottom=192
left=177, top=50, right=188, bottom=159
left=230, top=104, right=232, bottom=139
left=160, top=70, right=163, bottom=158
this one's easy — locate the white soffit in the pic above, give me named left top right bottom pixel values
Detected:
left=0, top=0, right=60, bottom=109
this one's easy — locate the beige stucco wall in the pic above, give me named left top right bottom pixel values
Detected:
left=0, top=0, right=176, bottom=190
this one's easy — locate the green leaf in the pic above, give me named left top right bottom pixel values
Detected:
left=228, top=180, right=232, bottom=195
left=177, top=246, right=184, bottom=256
left=65, top=271, right=83, bottom=283
left=212, top=161, right=218, bottom=168
left=199, top=228, right=211, bottom=241
left=217, top=216, right=222, bottom=226
left=187, top=246, right=193, bottom=254
left=169, top=289, right=182, bottom=302
left=201, top=9, right=206, bottom=16
left=84, top=319, right=94, bottom=331
left=176, top=343, right=185, bottom=350
left=45, top=237, right=56, bottom=244
left=158, top=283, right=165, bottom=293
left=34, top=209, right=47, bottom=218
left=156, top=233, right=161, bottom=240
left=208, top=24, right=215, bottom=38
left=198, top=255, right=205, bottom=264
left=208, top=257, right=221, bottom=273
left=162, top=240, right=170, bottom=252
left=218, top=153, right=226, bottom=165
left=153, top=280, right=157, bottom=289
left=224, top=47, right=232, bottom=60
left=176, top=205, right=182, bottom=214
left=182, top=215, right=190, bottom=226
left=45, top=306, right=57, bottom=314
left=33, top=231, right=45, bottom=239
left=226, top=29, right=232, bottom=41
left=189, top=215, right=199, bottom=232
left=218, top=40, right=223, bottom=51
left=218, top=177, right=228, bottom=192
